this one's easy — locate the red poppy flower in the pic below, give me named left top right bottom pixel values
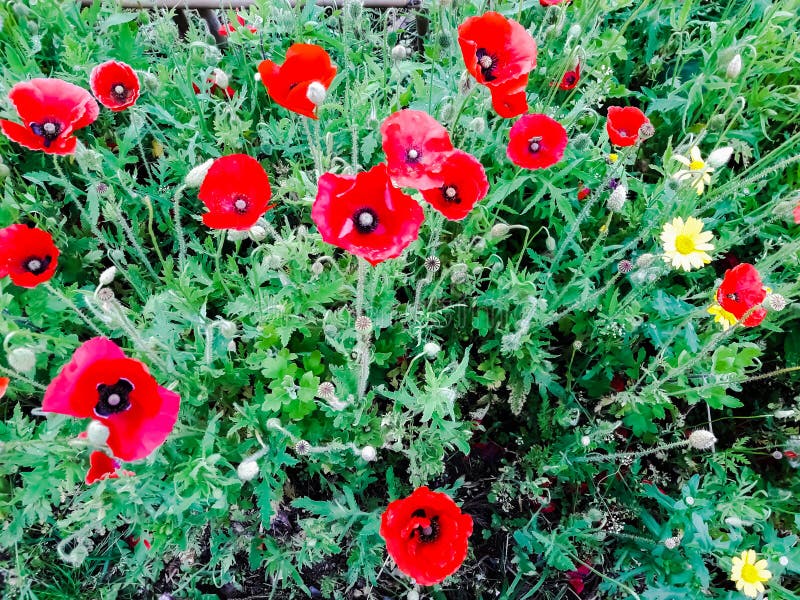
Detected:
left=198, top=154, right=272, bottom=230
left=507, top=113, right=568, bottom=170
left=610, top=373, right=627, bottom=392
left=86, top=450, right=134, bottom=484
left=420, top=150, right=488, bottom=221
left=380, top=109, right=454, bottom=189
left=0, top=78, right=99, bottom=154
left=577, top=186, right=591, bottom=201
left=541, top=0, right=571, bottom=5
left=458, top=12, right=537, bottom=118
left=312, top=163, right=424, bottom=265
left=42, top=338, right=180, bottom=462
left=0, top=377, right=8, bottom=399
left=716, top=263, right=767, bottom=327
left=559, top=62, right=581, bottom=90
left=606, top=106, right=650, bottom=147
left=218, top=14, right=257, bottom=36
left=566, top=565, right=591, bottom=594
left=793, top=201, right=800, bottom=224
left=380, top=486, right=473, bottom=586
left=0, top=224, right=59, bottom=288
left=257, top=43, right=337, bottom=119
left=89, top=61, right=140, bottom=112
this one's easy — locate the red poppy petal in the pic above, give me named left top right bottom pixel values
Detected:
left=0, top=119, right=77, bottom=155
left=42, top=338, right=127, bottom=418
left=507, top=113, right=568, bottom=169
left=490, top=87, right=528, bottom=119
left=794, top=202, right=800, bottom=224
left=0, top=224, right=60, bottom=287
left=0, top=377, right=8, bottom=399
left=606, top=106, right=648, bottom=147
left=104, top=385, right=180, bottom=461
left=420, top=150, right=488, bottom=220
left=198, top=154, right=272, bottom=230
left=86, top=450, right=120, bottom=484
left=258, top=44, right=336, bottom=119
left=716, top=263, right=767, bottom=326
left=90, top=61, right=140, bottom=111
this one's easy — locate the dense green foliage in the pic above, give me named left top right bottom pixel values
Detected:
left=1, top=0, right=799, bottom=598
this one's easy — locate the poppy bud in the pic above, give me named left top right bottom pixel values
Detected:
left=86, top=420, right=111, bottom=446
left=490, top=223, right=510, bottom=238
left=726, top=53, right=742, bottom=78
left=580, top=435, right=591, bottom=446
left=725, top=516, right=745, bottom=527
left=567, top=24, right=581, bottom=39
left=99, top=266, right=117, bottom=286
left=707, top=146, right=734, bottom=168
left=143, top=72, right=159, bottom=91
left=8, top=347, right=36, bottom=373
left=217, top=320, right=237, bottom=339
left=774, top=409, right=794, bottom=419
left=469, top=117, right=486, bottom=134
left=545, top=236, right=557, bottom=253
left=237, top=460, right=259, bottom=482
left=423, top=342, right=441, bottom=358
left=311, top=260, right=325, bottom=276
left=407, top=590, right=420, bottom=600
left=360, top=445, right=377, bottom=462
left=227, top=229, right=249, bottom=242
left=185, top=159, right=214, bottom=188
left=688, top=429, right=716, bottom=450
left=227, top=340, right=236, bottom=353
left=663, top=536, right=681, bottom=549
left=391, top=45, right=408, bottom=62
left=0, top=162, right=9, bottom=179
left=306, top=81, right=327, bottom=106
left=451, top=264, right=469, bottom=284
left=636, top=253, right=656, bottom=268
left=210, top=68, right=229, bottom=89
left=606, top=185, right=628, bottom=212
left=249, top=225, right=267, bottom=241
left=254, top=72, right=262, bottom=82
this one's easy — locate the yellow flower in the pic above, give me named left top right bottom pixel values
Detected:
left=730, top=550, right=772, bottom=598
left=673, top=146, right=713, bottom=195
left=708, top=303, right=737, bottom=330
left=608, top=153, right=619, bottom=163
left=660, top=217, right=714, bottom=271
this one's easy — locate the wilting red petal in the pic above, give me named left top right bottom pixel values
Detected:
left=606, top=106, right=649, bottom=147
left=90, top=61, right=140, bottom=112
left=507, top=113, right=568, bottom=170
left=559, top=62, right=581, bottom=90
left=86, top=451, right=121, bottom=484
left=716, top=263, right=767, bottom=327
left=198, top=154, right=272, bottom=230
left=380, top=486, right=473, bottom=586
left=0, top=224, right=59, bottom=288
left=420, top=150, right=488, bottom=220
left=1, top=78, right=98, bottom=154
left=380, top=109, right=454, bottom=189
left=312, top=163, right=424, bottom=265
left=43, top=337, right=180, bottom=462
left=257, top=44, right=336, bottom=119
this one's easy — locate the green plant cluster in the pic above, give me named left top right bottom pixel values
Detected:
left=0, top=0, right=799, bottom=598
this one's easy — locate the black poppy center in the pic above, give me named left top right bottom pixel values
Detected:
left=726, top=292, right=740, bottom=302
left=441, top=184, right=461, bottom=204
left=232, top=195, right=250, bottom=214
left=95, top=378, right=134, bottom=417
left=405, top=147, right=421, bottom=164
left=408, top=508, right=440, bottom=543
left=353, top=208, right=379, bottom=234
left=564, top=73, right=576, bottom=85
left=23, top=255, right=52, bottom=275
left=30, top=119, right=62, bottom=148
left=476, top=48, right=498, bottom=81
left=528, top=136, right=543, bottom=154
left=110, top=82, right=129, bottom=103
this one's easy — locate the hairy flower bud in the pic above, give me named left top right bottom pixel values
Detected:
left=726, top=53, right=742, bottom=79
left=98, top=266, right=117, bottom=287
left=360, top=445, right=377, bottom=462
left=606, top=185, right=628, bottom=212
left=249, top=225, right=267, bottom=241
left=86, top=420, right=110, bottom=446
left=391, top=45, right=408, bottom=62
left=306, top=81, right=327, bottom=106
left=237, top=460, right=259, bottom=482
left=8, top=347, right=36, bottom=372
left=688, top=430, right=716, bottom=450
left=185, top=159, right=214, bottom=188
left=490, top=223, right=510, bottom=238
left=707, top=147, right=734, bottom=168
left=469, top=117, right=486, bottom=134
left=423, top=342, right=441, bottom=358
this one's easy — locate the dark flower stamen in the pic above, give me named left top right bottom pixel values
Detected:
left=441, top=185, right=461, bottom=204
left=529, top=136, right=543, bottom=153
left=408, top=509, right=441, bottom=543
left=23, top=255, right=52, bottom=275
left=95, top=378, right=134, bottom=417
left=406, top=148, right=420, bottom=163
left=353, top=208, right=379, bottom=234
left=110, top=82, right=129, bottom=103
left=475, top=48, right=498, bottom=81
left=232, top=195, right=249, bottom=214
left=30, top=120, right=62, bottom=148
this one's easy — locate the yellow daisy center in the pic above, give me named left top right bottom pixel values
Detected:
left=675, top=234, right=696, bottom=254
left=740, top=563, right=761, bottom=584
left=689, top=159, right=705, bottom=171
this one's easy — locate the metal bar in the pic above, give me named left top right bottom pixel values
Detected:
left=79, top=0, right=421, bottom=8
